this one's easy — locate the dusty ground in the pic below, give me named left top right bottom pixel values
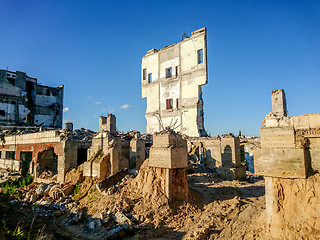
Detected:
left=0, top=167, right=266, bottom=240
left=74, top=164, right=266, bottom=240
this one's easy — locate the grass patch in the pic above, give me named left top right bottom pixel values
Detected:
left=0, top=173, right=33, bottom=196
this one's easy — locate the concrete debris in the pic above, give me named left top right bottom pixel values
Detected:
left=72, top=128, right=96, bottom=143
left=0, top=169, right=22, bottom=184
left=96, top=168, right=129, bottom=193
left=115, top=211, right=132, bottom=225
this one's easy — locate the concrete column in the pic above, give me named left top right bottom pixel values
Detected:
left=271, top=89, right=287, bottom=117
left=265, top=176, right=273, bottom=226
left=165, top=168, right=173, bottom=202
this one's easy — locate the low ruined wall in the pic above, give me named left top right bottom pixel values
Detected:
left=0, top=158, right=20, bottom=171
left=266, top=174, right=320, bottom=239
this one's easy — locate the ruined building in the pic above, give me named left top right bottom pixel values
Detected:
left=187, top=134, right=246, bottom=180
left=0, top=125, right=78, bottom=182
left=0, top=69, right=63, bottom=128
left=84, top=115, right=145, bottom=180
left=255, top=89, right=320, bottom=239
left=141, top=28, right=207, bottom=137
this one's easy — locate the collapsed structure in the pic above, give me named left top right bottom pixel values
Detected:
left=83, top=115, right=145, bottom=180
left=141, top=28, right=207, bottom=137
left=187, top=134, right=246, bottom=180
left=255, top=89, right=320, bottom=239
left=0, top=69, right=63, bottom=128
left=0, top=125, right=77, bottom=182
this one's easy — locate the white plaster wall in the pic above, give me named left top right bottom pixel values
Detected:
left=141, top=53, right=159, bottom=82
left=160, top=81, right=180, bottom=111
left=143, top=84, right=159, bottom=113
left=159, top=58, right=179, bottom=79
left=162, top=116, right=181, bottom=132
left=181, top=37, right=205, bottom=73
left=181, top=77, right=203, bottom=100
left=182, top=108, right=198, bottom=136
left=146, top=115, right=161, bottom=133
left=141, top=28, right=207, bottom=137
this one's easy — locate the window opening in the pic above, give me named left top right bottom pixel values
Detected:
left=166, top=67, right=172, bottom=78
left=197, top=49, right=203, bottom=64
left=176, top=99, right=179, bottom=109
left=6, top=151, right=15, bottom=160
left=175, top=66, right=178, bottom=77
left=0, top=110, right=5, bottom=116
left=148, top=73, right=152, bottom=83
left=7, top=77, right=15, bottom=86
left=166, top=99, right=173, bottom=109
left=143, top=68, right=147, bottom=80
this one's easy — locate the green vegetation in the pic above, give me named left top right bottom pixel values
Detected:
left=0, top=173, right=33, bottom=196
left=182, top=30, right=188, bottom=40
left=1, top=220, right=49, bottom=240
left=1, top=221, right=27, bottom=240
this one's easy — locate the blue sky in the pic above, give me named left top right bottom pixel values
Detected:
left=0, top=0, right=319, bottom=136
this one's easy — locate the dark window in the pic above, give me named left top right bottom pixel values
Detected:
left=166, top=67, right=172, bottom=78
left=6, top=151, right=15, bottom=160
left=148, top=73, right=152, bottom=83
left=166, top=99, right=173, bottom=109
left=197, top=49, right=203, bottom=64
left=0, top=110, right=5, bottom=116
left=175, top=66, right=178, bottom=76
left=7, top=77, right=15, bottom=86
left=143, top=68, right=147, bottom=80
left=176, top=99, right=179, bottom=109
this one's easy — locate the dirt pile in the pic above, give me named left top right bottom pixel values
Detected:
left=0, top=163, right=267, bottom=239
left=74, top=164, right=266, bottom=239
left=268, top=173, right=320, bottom=239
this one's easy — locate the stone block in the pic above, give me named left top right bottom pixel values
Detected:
left=149, top=133, right=188, bottom=169
left=260, top=127, right=295, bottom=149
left=293, top=115, right=310, bottom=129
left=264, top=117, right=279, bottom=128
left=149, top=147, right=188, bottom=169
left=309, top=113, right=320, bottom=129
left=255, top=148, right=306, bottom=178
left=153, top=134, right=186, bottom=148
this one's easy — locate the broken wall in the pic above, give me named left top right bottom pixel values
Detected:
left=255, top=89, right=320, bottom=239
left=141, top=28, right=208, bottom=137
left=0, top=69, right=63, bottom=128
left=0, top=130, right=78, bottom=182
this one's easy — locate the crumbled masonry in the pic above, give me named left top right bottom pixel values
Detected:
left=255, top=89, right=320, bottom=239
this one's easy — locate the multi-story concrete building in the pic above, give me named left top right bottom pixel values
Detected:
left=0, top=69, right=63, bottom=128
left=141, top=28, right=208, bottom=137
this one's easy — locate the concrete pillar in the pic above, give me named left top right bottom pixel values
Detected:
left=265, top=176, right=273, bottom=226
left=99, top=116, right=108, bottom=132
left=106, top=114, right=116, bottom=134
left=165, top=168, right=173, bottom=202
left=65, top=122, right=73, bottom=132
left=271, top=89, right=287, bottom=117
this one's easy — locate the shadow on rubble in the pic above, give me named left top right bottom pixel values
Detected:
left=125, top=224, right=186, bottom=240
left=187, top=174, right=265, bottom=205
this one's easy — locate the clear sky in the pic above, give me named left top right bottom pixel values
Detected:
left=1, top=0, right=319, bottom=136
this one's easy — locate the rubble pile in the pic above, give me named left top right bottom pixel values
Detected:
left=71, top=128, right=96, bottom=143
left=0, top=128, right=40, bottom=136
left=0, top=163, right=268, bottom=239
left=0, top=169, right=22, bottom=184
